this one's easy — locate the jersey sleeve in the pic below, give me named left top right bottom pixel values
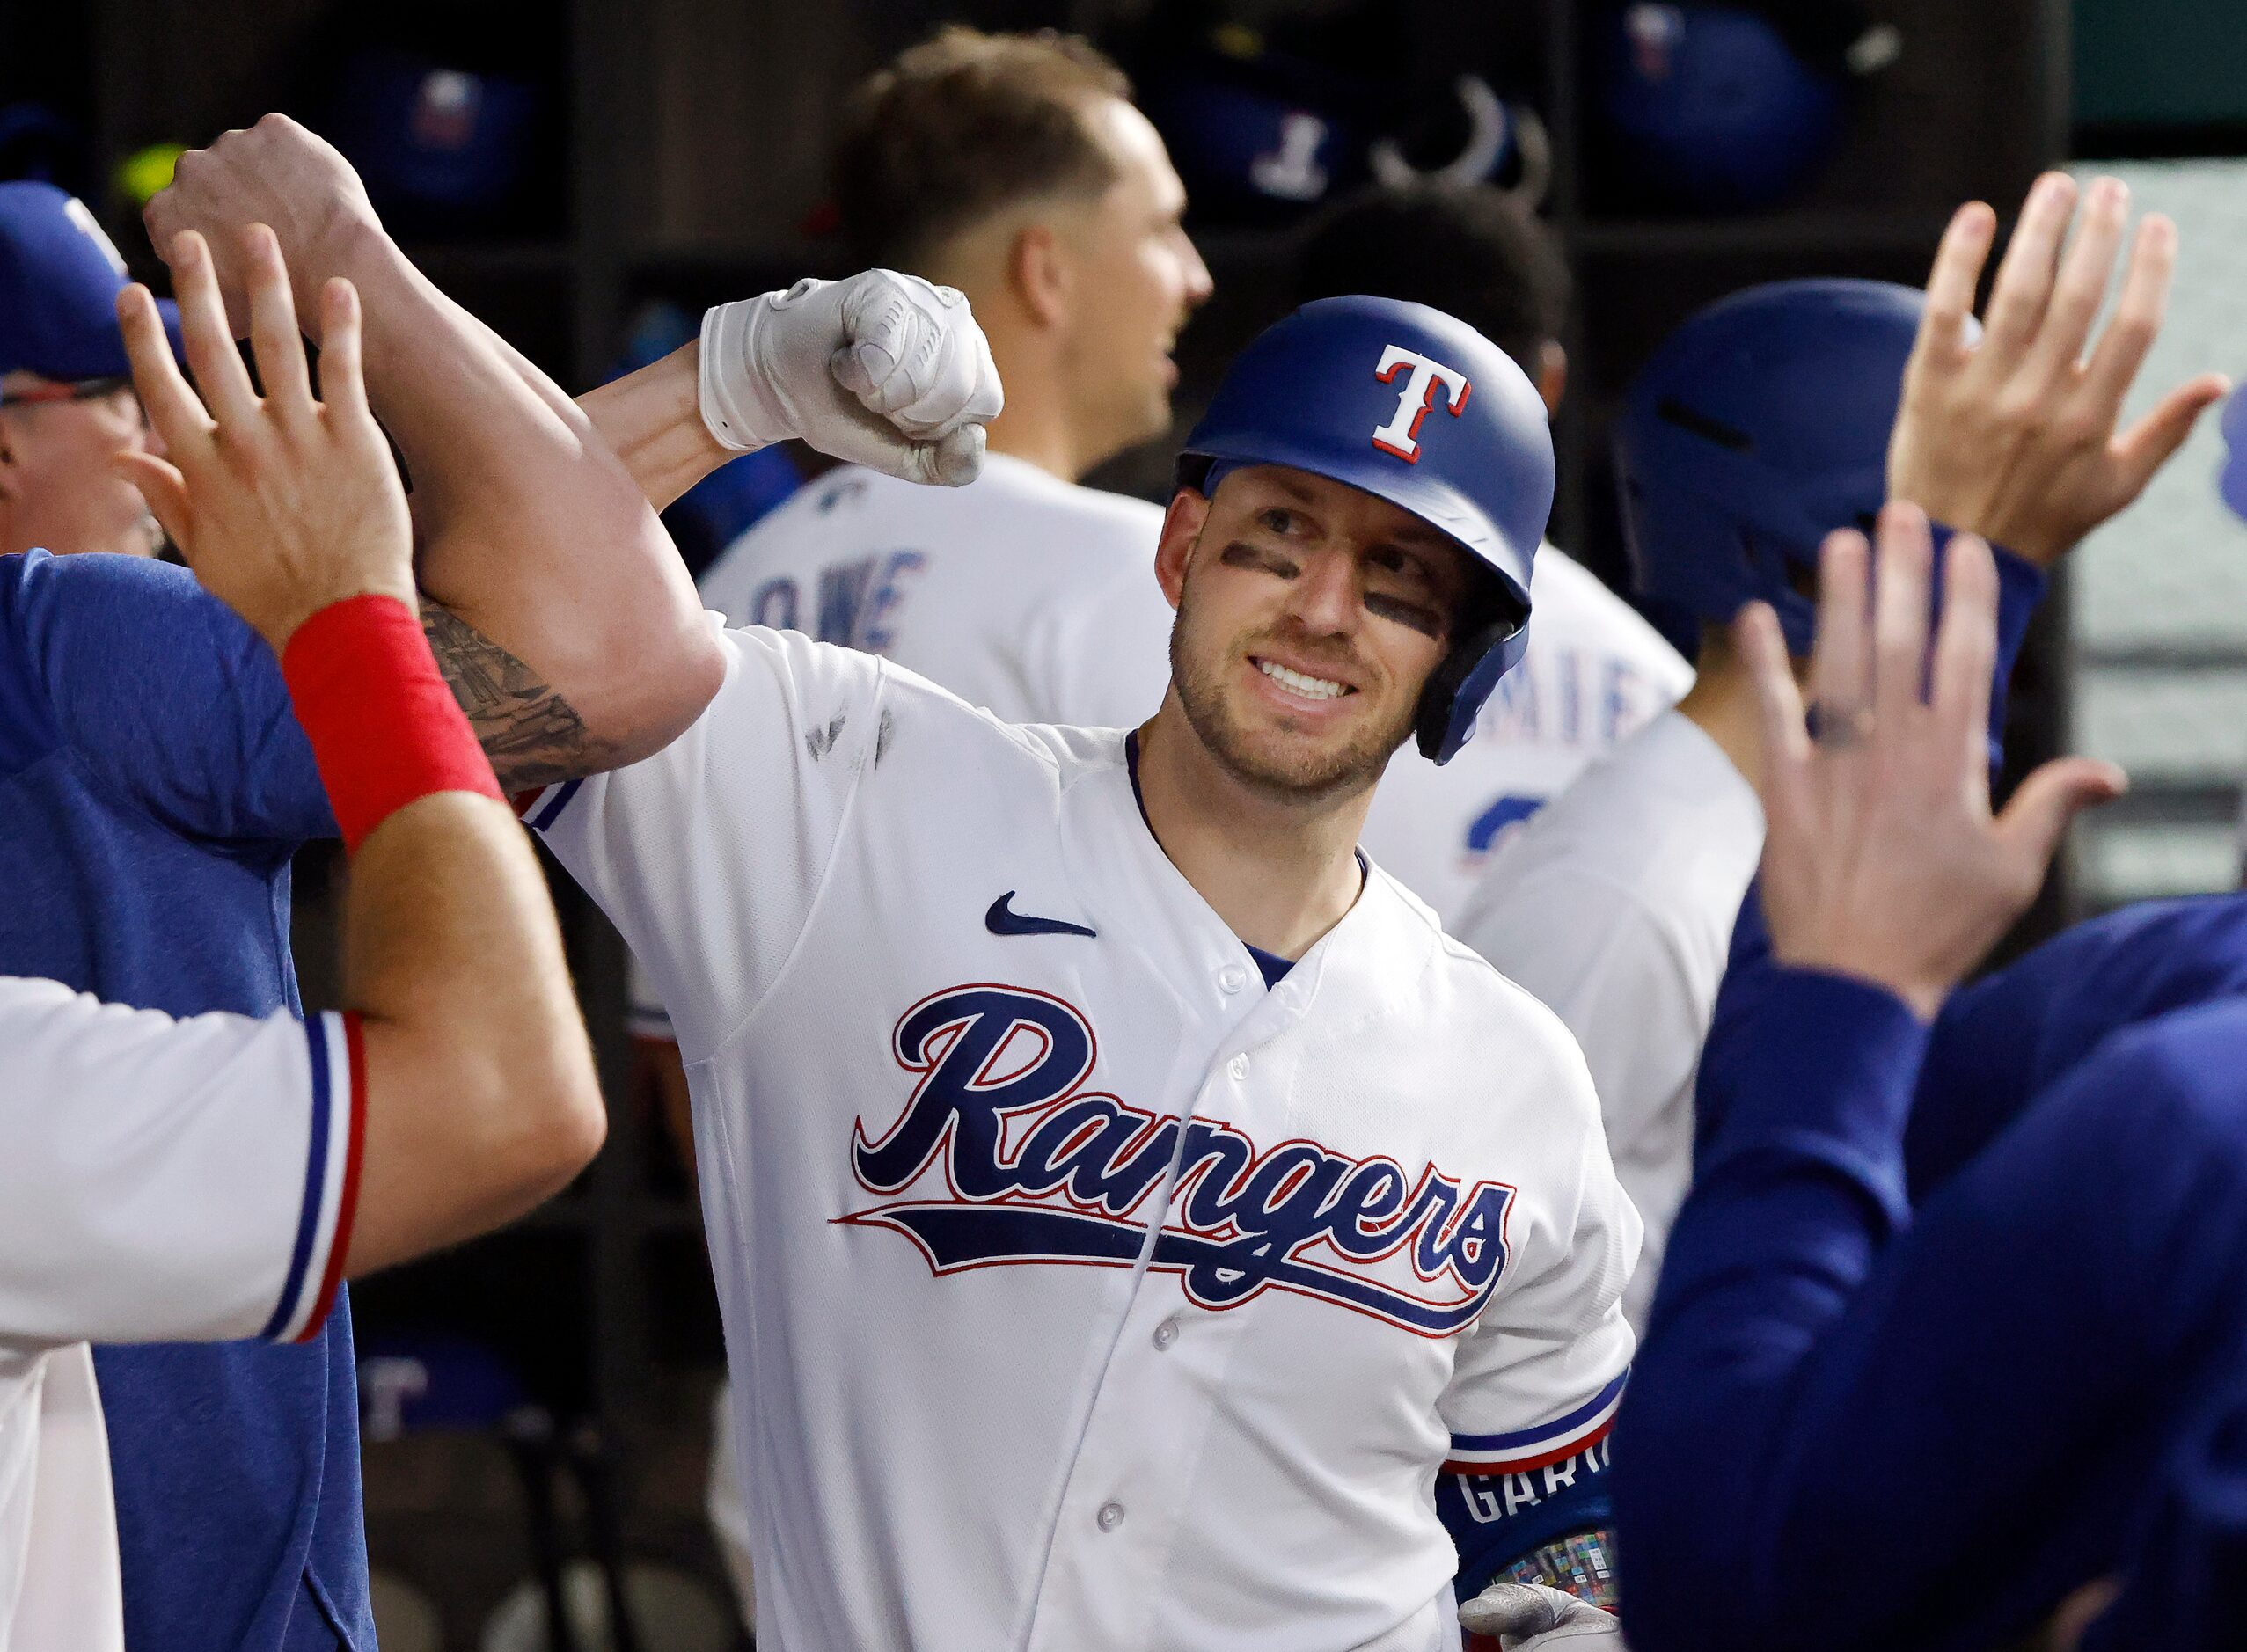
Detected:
left=519, top=620, right=889, bottom=1061
left=0, top=549, right=335, bottom=847
left=1439, top=1059, right=1637, bottom=1478
left=1986, top=545, right=2046, bottom=769
left=0, top=979, right=362, bottom=1349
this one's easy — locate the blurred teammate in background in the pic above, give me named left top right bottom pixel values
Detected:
left=0, top=230, right=603, bottom=1649
left=607, top=23, right=1206, bottom=725
left=0, top=182, right=172, bottom=559
left=1453, top=174, right=2225, bottom=1333
left=1293, top=184, right=1692, bottom=923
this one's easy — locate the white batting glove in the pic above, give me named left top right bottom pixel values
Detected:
left=1460, top=1583, right=1627, bottom=1650
left=698, top=270, right=1002, bottom=486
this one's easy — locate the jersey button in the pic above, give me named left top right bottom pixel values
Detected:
left=1097, top=1501, right=1126, bottom=1532
left=1153, top=1318, right=1180, bottom=1351
left=1217, top=964, right=1248, bottom=995
left=1228, top=1054, right=1250, bottom=1082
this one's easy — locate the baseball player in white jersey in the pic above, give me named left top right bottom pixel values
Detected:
left=525, top=292, right=1638, bottom=1649
left=1459, top=175, right=2225, bottom=1330
left=0, top=230, right=604, bottom=1648
left=1288, top=186, right=1692, bottom=925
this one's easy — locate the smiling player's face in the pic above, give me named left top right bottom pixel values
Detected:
left=1155, top=464, right=1472, bottom=801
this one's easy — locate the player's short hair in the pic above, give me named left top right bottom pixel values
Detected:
left=1294, top=185, right=1571, bottom=375
left=833, top=26, right=1134, bottom=273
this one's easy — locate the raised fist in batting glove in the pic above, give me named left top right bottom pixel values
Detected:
left=1460, top=1583, right=1627, bottom=1651
left=699, top=270, right=1003, bottom=486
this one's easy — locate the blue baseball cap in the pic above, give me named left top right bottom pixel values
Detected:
left=0, top=180, right=181, bottom=381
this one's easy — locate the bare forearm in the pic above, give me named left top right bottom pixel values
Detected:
left=307, top=220, right=721, bottom=776
left=343, top=792, right=604, bottom=1274
left=577, top=340, right=739, bottom=512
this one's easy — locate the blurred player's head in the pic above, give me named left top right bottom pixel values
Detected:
left=0, top=183, right=170, bottom=559
left=1156, top=464, right=1476, bottom=800
left=834, top=27, right=1212, bottom=480
left=1616, top=278, right=1932, bottom=662
left=1296, top=184, right=1572, bottom=417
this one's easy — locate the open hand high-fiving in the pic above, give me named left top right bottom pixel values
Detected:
left=113, top=223, right=413, bottom=654
left=1740, top=505, right=2126, bottom=1020
left=1887, top=171, right=2230, bottom=567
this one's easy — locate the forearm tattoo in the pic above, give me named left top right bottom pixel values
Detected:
left=421, top=603, right=602, bottom=791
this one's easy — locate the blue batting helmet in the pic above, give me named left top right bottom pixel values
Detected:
left=1616, top=278, right=1954, bottom=653
left=1178, top=295, right=1554, bottom=764
left=1594, top=4, right=1873, bottom=213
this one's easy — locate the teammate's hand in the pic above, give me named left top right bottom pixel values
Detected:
left=1460, top=1582, right=1626, bottom=1649
left=1887, top=172, right=2230, bottom=568
left=112, top=225, right=414, bottom=654
left=699, top=270, right=1004, bottom=486
left=1740, top=503, right=2125, bottom=1020
left=144, top=113, right=380, bottom=340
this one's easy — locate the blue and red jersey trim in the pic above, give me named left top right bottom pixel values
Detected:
left=1443, top=1368, right=1629, bottom=1476
left=516, top=778, right=582, bottom=832
left=260, top=1011, right=367, bottom=1344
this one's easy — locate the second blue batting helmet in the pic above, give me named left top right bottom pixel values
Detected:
left=1616, top=278, right=1953, bottom=653
left=1594, top=4, right=1891, bottom=213
left=1178, top=295, right=1555, bottom=764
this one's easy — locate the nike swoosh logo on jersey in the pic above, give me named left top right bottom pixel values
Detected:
left=984, top=893, right=1098, bottom=939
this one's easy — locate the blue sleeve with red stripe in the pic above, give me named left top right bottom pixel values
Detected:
left=1441, top=1368, right=1628, bottom=1591
left=1443, top=1438, right=1614, bottom=1597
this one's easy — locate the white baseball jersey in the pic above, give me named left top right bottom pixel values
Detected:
left=1360, top=547, right=1693, bottom=927
left=634, top=454, right=1176, bottom=1042
left=523, top=624, right=1638, bottom=1652
left=1452, top=712, right=1763, bottom=1330
left=0, top=979, right=359, bottom=1652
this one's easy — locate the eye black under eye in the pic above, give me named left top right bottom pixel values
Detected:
left=1365, top=593, right=1446, bottom=640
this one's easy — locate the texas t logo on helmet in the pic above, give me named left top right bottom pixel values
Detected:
left=1175, top=294, right=1553, bottom=762
left=1371, top=346, right=1472, bottom=463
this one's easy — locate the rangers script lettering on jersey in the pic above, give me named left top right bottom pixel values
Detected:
left=523, top=622, right=1638, bottom=1652
left=843, top=983, right=1515, bottom=1334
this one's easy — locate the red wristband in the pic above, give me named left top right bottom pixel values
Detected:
left=281, top=594, right=504, bottom=854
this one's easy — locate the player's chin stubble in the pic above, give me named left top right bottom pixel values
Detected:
left=1166, top=600, right=1410, bottom=802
